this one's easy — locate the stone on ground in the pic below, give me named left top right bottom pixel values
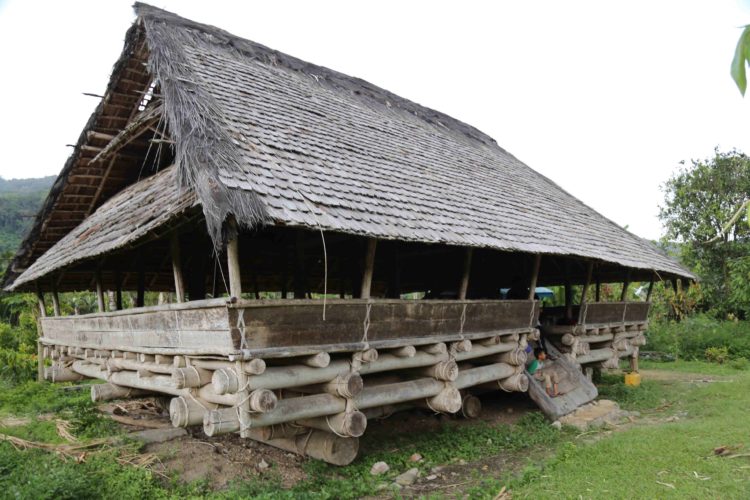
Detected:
left=558, top=399, right=632, bottom=430
left=394, top=467, right=420, bottom=486
left=370, top=461, right=390, bottom=475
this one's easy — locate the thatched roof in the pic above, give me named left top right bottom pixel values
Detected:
left=3, top=3, right=693, bottom=291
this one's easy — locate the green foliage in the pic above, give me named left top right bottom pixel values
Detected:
left=730, top=356, right=749, bottom=370
left=0, top=176, right=54, bottom=265
left=704, top=346, right=729, bottom=364
left=596, top=373, right=669, bottom=411
left=732, top=25, right=750, bottom=96
left=659, top=149, right=750, bottom=317
left=647, top=315, right=750, bottom=361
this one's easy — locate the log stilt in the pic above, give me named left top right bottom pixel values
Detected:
left=91, top=383, right=151, bottom=402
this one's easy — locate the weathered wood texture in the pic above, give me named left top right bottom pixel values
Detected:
left=229, top=299, right=539, bottom=351
left=40, top=298, right=538, bottom=355
left=579, top=302, right=650, bottom=326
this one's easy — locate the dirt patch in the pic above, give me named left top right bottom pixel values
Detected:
left=639, top=369, right=722, bottom=382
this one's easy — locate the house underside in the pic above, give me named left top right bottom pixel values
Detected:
left=3, top=4, right=693, bottom=465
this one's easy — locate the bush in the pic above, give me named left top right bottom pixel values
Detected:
left=647, top=315, right=750, bottom=361
left=705, top=346, right=729, bottom=364
left=0, top=347, right=37, bottom=383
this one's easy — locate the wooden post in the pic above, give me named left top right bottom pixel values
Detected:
left=227, top=220, right=242, bottom=299
left=50, top=278, right=61, bottom=317
left=95, top=270, right=105, bottom=312
left=360, top=238, right=377, bottom=299
left=170, top=233, right=185, bottom=303
left=293, top=231, right=307, bottom=299
left=136, top=266, right=145, bottom=307
left=528, top=254, right=541, bottom=300
left=458, top=248, right=474, bottom=300
left=580, top=262, right=594, bottom=305
left=35, top=283, right=46, bottom=318
left=620, top=270, right=631, bottom=302
left=114, top=269, right=123, bottom=310
left=646, top=276, right=655, bottom=302
left=595, top=274, right=601, bottom=303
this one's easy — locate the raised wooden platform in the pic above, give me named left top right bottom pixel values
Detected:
left=40, top=298, right=540, bottom=357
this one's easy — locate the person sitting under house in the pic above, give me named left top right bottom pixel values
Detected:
left=528, top=348, right=560, bottom=397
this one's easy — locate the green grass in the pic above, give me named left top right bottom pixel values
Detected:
left=505, top=362, right=750, bottom=499
left=2, top=361, right=750, bottom=498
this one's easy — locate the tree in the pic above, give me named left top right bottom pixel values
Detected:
left=660, top=149, right=750, bottom=317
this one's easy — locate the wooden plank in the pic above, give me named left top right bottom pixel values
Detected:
left=231, top=299, right=538, bottom=350
left=227, top=220, right=242, bottom=298
left=171, top=233, right=185, bottom=303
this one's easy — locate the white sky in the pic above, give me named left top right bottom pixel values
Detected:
left=1, top=0, right=750, bottom=240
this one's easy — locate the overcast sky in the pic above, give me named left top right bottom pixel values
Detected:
left=1, top=1, right=750, bottom=240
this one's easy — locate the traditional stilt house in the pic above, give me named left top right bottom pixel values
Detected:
left=3, top=4, right=693, bottom=464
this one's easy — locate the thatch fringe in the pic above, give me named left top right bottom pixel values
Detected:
left=140, top=14, right=268, bottom=245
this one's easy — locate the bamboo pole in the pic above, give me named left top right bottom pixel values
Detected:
left=360, top=238, right=377, bottom=299
left=170, top=233, right=185, bottom=303
left=227, top=219, right=242, bottom=298
left=528, top=254, right=542, bottom=300
left=458, top=248, right=473, bottom=300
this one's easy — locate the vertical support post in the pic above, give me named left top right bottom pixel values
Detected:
left=458, top=248, right=474, bottom=300
left=50, top=278, right=61, bottom=317
left=35, top=283, right=46, bottom=318
left=136, top=266, right=145, bottom=308
left=35, top=283, right=46, bottom=382
left=170, top=233, right=185, bottom=303
left=646, top=276, right=655, bottom=302
left=227, top=219, right=242, bottom=299
left=580, top=261, right=594, bottom=305
left=630, top=352, right=639, bottom=372
left=114, top=269, right=123, bottom=310
left=95, top=270, right=105, bottom=312
left=620, top=270, right=631, bottom=302
left=293, top=231, right=306, bottom=299
left=595, top=274, right=601, bottom=303
left=528, top=254, right=541, bottom=300
left=360, top=238, right=377, bottom=299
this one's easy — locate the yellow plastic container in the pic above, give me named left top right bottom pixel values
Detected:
left=624, top=372, right=641, bottom=387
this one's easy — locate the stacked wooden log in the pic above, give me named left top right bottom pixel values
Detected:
left=543, top=322, right=647, bottom=372
left=41, top=330, right=532, bottom=465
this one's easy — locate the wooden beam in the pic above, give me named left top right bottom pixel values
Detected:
left=360, top=238, right=377, bottom=299
left=580, top=261, right=594, bottom=305
left=115, top=269, right=123, bottom=310
left=595, top=274, right=601, bottom=303
left=50, top=278, right=61, bottom=317
left=620, top=270, right=632, bottom=302
left=528, top=254, right=542, bottom=301
left=35, top=283, right=46, bottom=318
left=227, top=220, right=242, bottom=299
left=646, top=276, right=655, bottom=302
left=137, top=259, right=146, bottom=308
left=95, top=270, right=105, bottom=312
left=170, top=233, right=185, bottom=303
left=458, top=248, right=474, bottom=300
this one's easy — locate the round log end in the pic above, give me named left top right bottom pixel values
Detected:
left=337, top=372, right=364, bottom=398
left=169, top=396, right=189, bottom=427
left=497, top=373, right=529, bottom=392
left=427, top=385, right=462, bottom=413
left=249, top=389, right=278, bottom=413
left=433, top=359, right=459, bottom=381
left=340, top=411, right=368, bottom=437
left=461, top=394, right=482, bottom=419
left=303, top=430, right=360, bottom=466
left=212, top=367, right=239, bottom=395
left=246, top=358, right=267, bottom=375
left=307, top=352, right=331, bottom=367
left=360, top=348, right=379, bottom=363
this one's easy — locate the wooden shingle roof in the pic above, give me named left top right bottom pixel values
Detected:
left=4, top=3, right=693, bottom=290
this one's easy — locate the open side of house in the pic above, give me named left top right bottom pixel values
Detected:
left=2, top=3, right=693, bottom=465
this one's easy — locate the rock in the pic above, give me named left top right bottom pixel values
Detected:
left=370, top=461, right=390, bottom=475
left=426, top=474, right=438, bottom=481
left=257, top=459, right=270, bottom=470
left=551, top=420, right=562, bottom=430
left=430, top=466, right=444, bottom=474
left=458, top=459, right=467, bottom=465
left=409, top=453, right=423, bottom=462
left=394, top=468, right=420, bottom=486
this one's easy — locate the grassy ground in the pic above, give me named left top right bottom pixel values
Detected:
left=1, top=362, right=749, bottom=499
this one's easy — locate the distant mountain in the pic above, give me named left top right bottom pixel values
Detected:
left=0, top=176, right=55, bottom=266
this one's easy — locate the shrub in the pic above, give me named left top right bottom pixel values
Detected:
left=705, top=346, right=729, bottom=364
left=647, top=315, right=750, bottom=361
